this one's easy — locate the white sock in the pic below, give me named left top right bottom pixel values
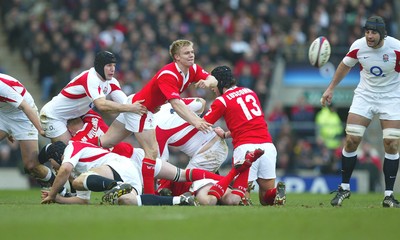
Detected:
left=136, top=195, right=142, bottom=206
left=340, top=183, right=350, bottom=191
left=172, top=196, right=181, bottom=205
left=385, top=190, right=393, bottom=197
left=39, top=166, right=52, bottom=181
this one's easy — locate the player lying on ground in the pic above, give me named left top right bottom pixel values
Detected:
left=104, top=149, right=264, bottom=205
left=39, top=141, right=221, bottom=205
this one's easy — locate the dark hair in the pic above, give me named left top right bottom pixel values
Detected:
left=364, top=16, right=386, bottom=40
left=211, top=66, right=236, bottom=94
left=94, top=51, right=116, bottom=80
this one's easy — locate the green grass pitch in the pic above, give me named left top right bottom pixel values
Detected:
left=0, top=190, right=398, bottom=240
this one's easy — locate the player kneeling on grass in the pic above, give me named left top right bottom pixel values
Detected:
left=196, top=66, right=286, bottom=206
left=40, top=141, right=221, bottom=206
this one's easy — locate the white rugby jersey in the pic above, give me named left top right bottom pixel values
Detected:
left=154, top=100, right=216, bottom=161
left=343, top=36, right=400, bottom=93
left=42, top=67, right=127, bottom=120
left=63, top=141, right=133, bottom=175
left=0, top=73, right=35, bottom=113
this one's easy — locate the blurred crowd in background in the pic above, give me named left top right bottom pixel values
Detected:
left=0, top=0, right=397, bottom=191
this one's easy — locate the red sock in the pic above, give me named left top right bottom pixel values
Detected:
left=208, top=168, right=239, bottom=200
left=231, top=169, right=249, bottom=198
left=142, top=158, right=156, bottom=194
left=263, top=188, right=277, bottom=205
left=157, top=179, right=173, bottom=194
left=185, top=169, right=223, bottom=182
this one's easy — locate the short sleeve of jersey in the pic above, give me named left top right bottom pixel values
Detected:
left=86, top=72, right=106, bottom=102
left=194, top=65, right=210, bottom=82
left=0, top=82, right=24, bottom=108
left=108, top=79, right=127, bottom=104
left=343, top=39, right=362, bottom=67
left=158, top=75, right=181, bottom=100
left=204, top=97, right=226, bottom=124
left=62, top=143, right=81, bottom=167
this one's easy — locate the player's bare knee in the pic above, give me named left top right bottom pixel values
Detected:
left=72, top=178, right=84, bottom=190
left=222, top=194, right=241, bottom=205
left=23, top=160, right=38, bottom=173
left=344, top=135, right=362, bottom=150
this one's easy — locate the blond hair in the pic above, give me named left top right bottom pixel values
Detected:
left=169, top=39, right=193, bottom=61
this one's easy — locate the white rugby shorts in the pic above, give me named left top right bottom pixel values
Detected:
left=39, top=107, right=68, bottom=138
left=186, top=138, right=228, bottom=173
left=350, top=89, right=400, bottom=120
left=0, top=109, right=38, bottom=140
left=233, top=143, right=277, bottom=182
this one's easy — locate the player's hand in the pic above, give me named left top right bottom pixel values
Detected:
left=320, top=89, right=333, bottom=107
left=41, top=189, right=50, bottom=200
left=39, top=129, right=46, bottom=137
left=41, top=195, right=56, bottom=204
left=132, top=99, right=148, bottom=115
left=194, top=119, right=213, bottom=133
left=214, top=127, right=225, bottom=138
left=194, top=80, right=208, bottom=89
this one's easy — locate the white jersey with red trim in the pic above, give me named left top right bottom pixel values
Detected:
left=63, top=141, right=126, bottom=175
left=0, top=73, right=34, bottom=113
left=343, top=36, right=400, bottom=93
left=41, top=67, right=127, bottom=120
left=154, top=101, right=216, bottom=161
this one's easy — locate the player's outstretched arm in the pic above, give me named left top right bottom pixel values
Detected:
left=41, top=189, right=89, bottom=204
left=194, top=75, right=218, bottom=89
left=94, top=97, right=147, bottom=115
left=321, top=62, right=351, bottom=107
left=41, top=163, right=73, bottom=204
left=170, top=98, right=212, bottom=133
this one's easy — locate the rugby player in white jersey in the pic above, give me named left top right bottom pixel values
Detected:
left=154, top=97, right=228, bottom=196
left=39, top=51, right=147, bottom=144
left=0, top=73, right=56, bottom=187
left=39, top=141, right=222, bottom=205
left=155, top=97, right=227, bottom=173
left=321, top=16, right=400, bottom=208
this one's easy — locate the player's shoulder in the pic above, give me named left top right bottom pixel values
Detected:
left=108, top=77, right=121, bottom=86
left=0, top=73, right=20, bottom=84
left=156, top=64, right=180, bottom=80
left=384, top=36, right=400, bottom=48
left=349, top=37, right=366, bottom=49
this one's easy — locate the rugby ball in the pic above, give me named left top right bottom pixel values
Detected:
left=308, top=36, right=331, bottom=68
